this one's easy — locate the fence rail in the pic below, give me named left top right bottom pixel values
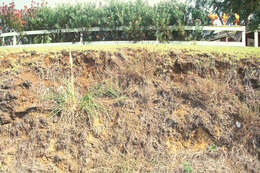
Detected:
left=0, top=26, right=247, bottom=47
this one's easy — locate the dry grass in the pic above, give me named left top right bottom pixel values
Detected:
left=0, top=45, right=259, bottom=172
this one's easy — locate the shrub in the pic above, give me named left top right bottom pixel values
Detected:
left=1, top=0, right=209, bottom=43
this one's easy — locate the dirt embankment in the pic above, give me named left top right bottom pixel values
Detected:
left=0, top=48, right=259, bottom=172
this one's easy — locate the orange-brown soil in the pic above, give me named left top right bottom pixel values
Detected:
left=0, top=48, right=259, bottom=172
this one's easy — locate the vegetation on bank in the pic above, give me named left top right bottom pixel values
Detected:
left=1, top=44, right=260, bottom=60
left=1, top=0, right=208, bottom=31
left=0, top=0, right=210, bottom=43
left=0, top=45, right=259, bottom=172
left=1, top=0, right=260, bottom=44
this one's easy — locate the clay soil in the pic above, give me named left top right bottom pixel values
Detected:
left=0, top=46, right=259, bottom=173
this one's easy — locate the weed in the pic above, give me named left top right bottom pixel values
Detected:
left=47, top=79, right=79, bottom=119
left=90, top=79, right=121, bottom=99
left=45, top=51, right=78, bottom=120
left=80, top=92, right=102, bottom=118
left=184, top=162, right=193, bottom=172
left=209, top=145, right=217, bottom=150
left=47, top=77, right=123, bottom=121
left=81, top=79, right=123, bottom=116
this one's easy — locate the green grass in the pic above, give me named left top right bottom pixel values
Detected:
left=89, top=80, right=122, bottom=99
left=81, top=80, right=123, bottom=117
left=184, top=162, right=193, bottom=172
left=0, top=44, right=260, bottom=60
left=47, top=79, right=79, bottom=119
left=47, top=78, right=122, bottom=120
left=80, top=92, right=103, bottom=118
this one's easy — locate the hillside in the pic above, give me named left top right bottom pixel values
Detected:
left=0, top=45, right=259, bottom=173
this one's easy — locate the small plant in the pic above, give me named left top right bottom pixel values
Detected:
left=47, top=51, right=77, bottom=120
left=184, top=162, right=193, bottom=172
left=47, top=78, right=79, bottom=119
left=47, top=69, right=123, bottom=121
left=81, top=79, right=123, bottom=117
left=80, top=92, right=103, bottom=118
left=90, top=79, right=122, bottom=99
left=209, top=145, right=217, bottom=150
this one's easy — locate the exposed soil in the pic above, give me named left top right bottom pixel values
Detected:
left=0, top=47, right=259, bottom=173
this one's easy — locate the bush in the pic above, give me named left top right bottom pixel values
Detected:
left=1, top=0, right=209, bottom=43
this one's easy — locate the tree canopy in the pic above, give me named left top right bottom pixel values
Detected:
left=193, top=0, right=260, bottom=30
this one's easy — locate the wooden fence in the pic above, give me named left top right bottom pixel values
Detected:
left=0, top=26, right=250, bottom=47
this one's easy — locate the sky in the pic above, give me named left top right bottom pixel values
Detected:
left=2, top=0, right=188, bottom=9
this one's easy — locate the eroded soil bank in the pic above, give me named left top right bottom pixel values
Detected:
left=0, top=47, right=259, bottom=172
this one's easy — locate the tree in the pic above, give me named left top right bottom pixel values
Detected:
left=192, top=0, right=260, bottom=30
left=211, top=0, right=260, bottom=29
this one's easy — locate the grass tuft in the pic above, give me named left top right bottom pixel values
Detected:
left=81, top=79, right=123, bottom=117
left=80, top=92, right=102, bottom=118
left=47, top=78, right=123, bottom=121
left=47, top=79, right=79, bottom=119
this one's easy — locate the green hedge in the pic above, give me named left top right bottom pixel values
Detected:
left=20, top=0, right=209, bottom=43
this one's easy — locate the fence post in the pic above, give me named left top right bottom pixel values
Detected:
left=80, top=32, right=83, bottom=44
left=156, top=27, right=159, bottom=43
left=13, top=35, right=17, bottom=45
left=254, top=30, right=259, bottom=47
left=242, top=27, right=246, bottom=47
left=2, top=37, right=4, bottom=46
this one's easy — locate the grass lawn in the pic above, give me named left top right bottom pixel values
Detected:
left=0, top=44, right=260, bottom=60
